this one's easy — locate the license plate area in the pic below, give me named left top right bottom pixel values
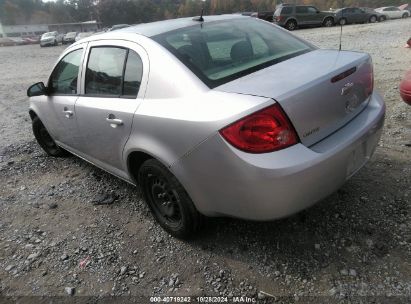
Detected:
left=346, top=140, right=369, bottom=178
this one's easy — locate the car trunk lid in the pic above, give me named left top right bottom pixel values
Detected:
left=215, top=49, right=373, bottom=147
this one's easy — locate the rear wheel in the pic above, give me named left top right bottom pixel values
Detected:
left=323, top=17, right=334, bottom=27
left=138, top=159, right=203, bottom=239
left=402, top=13, right=408, bottom=18
left=285, top=19, right=297, bottom=31
left=339, top=18, right=347, bottom=26
left=32, top=117, right=68, bottom=157
left=369, top=15, right=377, bottom=23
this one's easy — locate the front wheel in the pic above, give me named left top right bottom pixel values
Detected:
left=369, top=15, right=377, bottom=23
left=138, top=159, right=203, bottom=239
left=323, top=17, right=334, bottom=27
left=402, top=13, right=409, bottom=19
left=32, top=117, right=68, bottom=157
left=285, top=20, right=297, bottom=31
left=379, top=16, right=386, bottom=22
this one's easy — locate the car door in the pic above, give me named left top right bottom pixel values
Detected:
left=384, top=7, right=394, bottom=19
left=74, top=40, right=148, bottom=176
left=307, top=6, right=322, bottom=25
left=295, top=6, right=308, bottom=25
left=44, top=45, right=85, bottom=149
left=353, top=8, right=366, bottom=22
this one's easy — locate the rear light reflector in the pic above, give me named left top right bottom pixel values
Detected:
left=219, top=103, right=299, bottom=154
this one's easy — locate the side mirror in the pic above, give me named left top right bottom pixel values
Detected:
left=27, top=82, right=47, bottom=97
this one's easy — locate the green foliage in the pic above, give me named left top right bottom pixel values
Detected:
left=0, top=0, right=408, bottom=26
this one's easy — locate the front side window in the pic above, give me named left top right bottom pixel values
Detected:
left=85, top=47, right=143, bottom=98
left=49, top=48, right=83, bottom=95
left=153, top=18, right=313, bottom=88
left=307, top=7, right=317, bottom=14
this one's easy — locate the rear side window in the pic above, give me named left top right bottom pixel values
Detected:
left=123, top=51, right=143, bottom=97
left=49, top=48, right=83, bottom=95
left=85, top=47, right=127, bottom=96
left=85, top=47, right=143, bottom=98
left=281, top=7, right=293, bottom=14
left=296, top=7, right=308, bottom=14
left=153, top=18, right=313, bottom=88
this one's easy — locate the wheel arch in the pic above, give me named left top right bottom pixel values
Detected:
left=29, top=109, right=38, bottom=120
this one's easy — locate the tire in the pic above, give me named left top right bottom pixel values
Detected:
left=323, top=17, right=334, bottom=27
left=138, top=159, right=203, bottom=239
left=32, top=117, right=68, bottom=157
left=402, top=13, right=408, bottom=19
left=339, top=18, right=347, bottom=26
left=369, top=15, right=377, bottom=23
left=285, top=20, right=297, bottom=31
left=379, top=16, right=386, bottom=22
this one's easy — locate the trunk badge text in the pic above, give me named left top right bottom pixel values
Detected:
left=341, top=82, right=360, bottom=113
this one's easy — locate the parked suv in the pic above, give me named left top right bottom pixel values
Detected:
left=274, top=4, right=335, bottom=30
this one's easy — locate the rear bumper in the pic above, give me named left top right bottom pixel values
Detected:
left=171, top=92, right=385, bottom=220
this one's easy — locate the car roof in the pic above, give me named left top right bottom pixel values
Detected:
left=115, top=14, right=246, bottom=37
left=70, top=15, right=249, bottom=46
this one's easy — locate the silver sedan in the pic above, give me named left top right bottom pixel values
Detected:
left=27, top=15, right=385, bottom=238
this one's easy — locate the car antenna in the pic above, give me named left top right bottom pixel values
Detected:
left=339, top=0, right=344, bottom=51
left=193, top=7, right=204, bottom=22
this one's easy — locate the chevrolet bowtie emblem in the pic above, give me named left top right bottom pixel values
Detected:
left=341, top=82, right=354, bottom=96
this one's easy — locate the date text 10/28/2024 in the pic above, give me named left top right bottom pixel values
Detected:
left=150, top=296, right=257, bottom=303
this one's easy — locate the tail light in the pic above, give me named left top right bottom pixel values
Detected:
left=361, top=60, right=374, bottom=98
left=219, top=103, right=299, bottom=154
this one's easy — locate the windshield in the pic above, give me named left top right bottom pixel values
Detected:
left=42, top=32, right=55, bottom=38
left=153, top=18, right=313, bottom=88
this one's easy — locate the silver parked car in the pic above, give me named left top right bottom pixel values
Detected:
left=27, top=15, right=385, bottom=238
left=40, top=31, right=61, bottom=47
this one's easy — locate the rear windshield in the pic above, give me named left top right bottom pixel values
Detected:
left=153, top=18, right=313, bottom=88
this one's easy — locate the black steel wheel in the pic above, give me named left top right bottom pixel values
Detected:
left=138, top=159, right=203, bottom=239
left=32, top=117, right=68, bottom=157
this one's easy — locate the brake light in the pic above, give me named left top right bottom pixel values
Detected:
left=360, top=60, right=374, bottom=98
left=219, top=103, right=299, bottom=153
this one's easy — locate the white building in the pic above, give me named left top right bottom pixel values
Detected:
left=1, top=21, right=101, bottom=38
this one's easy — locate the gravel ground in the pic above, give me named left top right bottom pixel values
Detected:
left=0, top=19, right=410, bottom=303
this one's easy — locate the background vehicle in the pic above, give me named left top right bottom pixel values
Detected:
left=375, top=6, right=410, bottom=19
left=75, top=32, right=94, bottom=42
left=108, top=24, right=130, bottom=31
left=255, top=11, right=274, bottom=22
left=40, top=31, right=60, bottom=47
left=400, top=69, right=411, bottom=105
left=399, top=4, right=411, bottom=14
left=361, top=7, right=387, bottom=22
left=0, top=37, right=17, bottom=46
left=274, top=4, right=335, bottom=30
left=335, top=7, right=379, bottom=25
left=62, top=32, right=78, bottom=44
left=27, top=16, right=385, bottom=238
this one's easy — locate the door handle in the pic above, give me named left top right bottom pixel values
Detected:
left=106, top=115, right=123, bottom=128
left=63, top=109, right=73, bottom=119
